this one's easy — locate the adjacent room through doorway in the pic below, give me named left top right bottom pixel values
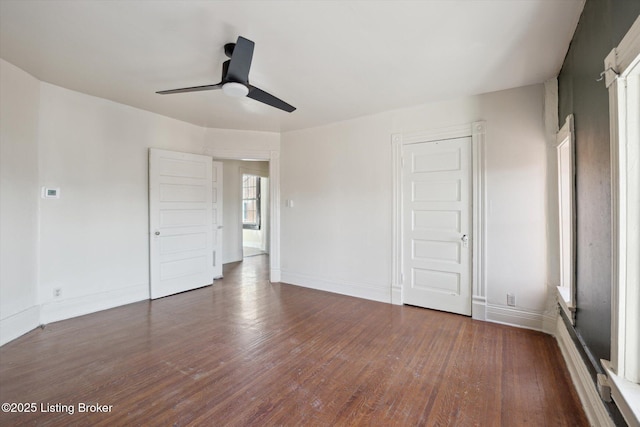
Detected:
left=242, top=172, right=269, bottom=258
left=216, top=158, right=271, bottom=264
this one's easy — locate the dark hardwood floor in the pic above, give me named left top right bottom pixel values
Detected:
left=1, top=255, right=588, bottom=426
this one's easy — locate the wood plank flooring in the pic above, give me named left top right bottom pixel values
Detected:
left=0, top=255, right=588, bottom=426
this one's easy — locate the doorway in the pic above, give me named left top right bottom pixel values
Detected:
left=205, top=147, right=280, bottom=283
left=241, top=168, right=269, bottom=258
left=392, top=122, right=486, bottom=319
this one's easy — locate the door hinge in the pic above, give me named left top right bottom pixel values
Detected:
left=213, top=251, right=216, bottom=267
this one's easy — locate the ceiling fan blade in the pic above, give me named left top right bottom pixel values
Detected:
left=247, top=85, right=296, bottom=112
left=226, top=36, right=254, bottom=84
left=156, top=83, right=222, bottom=95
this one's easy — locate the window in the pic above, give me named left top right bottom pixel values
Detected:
left=556, top=115, right=576, bottom=325
left=603, top=15, right=640, bottom=426
left=242, top=174, right=261, bottom=230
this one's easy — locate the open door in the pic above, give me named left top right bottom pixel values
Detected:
left=149, top=149, right=214, bottom=299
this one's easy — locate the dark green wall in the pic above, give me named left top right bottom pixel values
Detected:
left=558, top=0, right=640, bottom=367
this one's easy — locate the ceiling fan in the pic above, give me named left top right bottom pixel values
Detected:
left=156, top=36, right=296, bottom=113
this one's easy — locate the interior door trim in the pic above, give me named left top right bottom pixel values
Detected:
left=203, top=147, right=281, bottom=283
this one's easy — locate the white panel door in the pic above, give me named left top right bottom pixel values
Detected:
left=149, top=149, right=214, bottom=299
left=402, top=137, right=471, bottom=315
left=212, top=160, right=223, bottom=279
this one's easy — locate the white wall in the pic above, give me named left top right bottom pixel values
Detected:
left=281, top=115, right=393, bottom=302
left=203, top=128, right=280, bottom=153
left=0, top=60, right=41, bottom=344
left=37, top=83, right=209, bottom=323
left=475, top=86, right=549, bottom=323
left=281, top=84, right=551, bottom=329
left=1, top=60, right=280, bottom=343
left=0, top=56, right=552, bottom=341
left=36, top=85, right=279, bottom=324
left=221, top=159, right=245, bottom=264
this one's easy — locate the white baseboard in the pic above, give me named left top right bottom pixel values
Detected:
left=542, top=310, right=558, bottom=335
left=485, top=303, right=547, bottom=331
left=472, top=296, right=487, bottom=321
left=555, top=316, right=614, bottom=427
left=0, top=305, right=40, bottom=346
left=391, top=283, right=402, bottom=305
left=270, top=268, right=281, bottom=283
left=40, top=283, right=149, bottom=325
left=280, top=271, right=391, bottom=303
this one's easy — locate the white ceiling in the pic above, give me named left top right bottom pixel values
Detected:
left=0, top=0, right=584, bottom=132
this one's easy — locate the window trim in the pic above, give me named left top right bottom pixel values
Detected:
left=603, top=15, right=640, bottom=427
left=242, top=174, right=261, bottom=230
left=555, top=114, right=576, bottom=325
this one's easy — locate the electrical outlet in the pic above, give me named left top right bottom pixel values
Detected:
left=507, top=293, right=516, bottom=307
left=53, top=288, right=62, bottom=298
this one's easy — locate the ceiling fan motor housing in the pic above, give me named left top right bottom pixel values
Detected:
left=222, top=82, right=249, bottom=97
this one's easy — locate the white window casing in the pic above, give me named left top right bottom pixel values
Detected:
left=603, top=14, right=640, bottom=427
left=555, top=114, right=576, bottom=325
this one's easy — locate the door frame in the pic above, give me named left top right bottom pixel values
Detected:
left=211, top=160, right=224, bottom=279
left=204, top=147, right=281, bottom=283
left=392, top=121, right=487, bottom=320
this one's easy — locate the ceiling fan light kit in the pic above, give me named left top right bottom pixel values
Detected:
left=222, top=82, right=249, bottom=98
left=157, top=36, right=295, bottom=112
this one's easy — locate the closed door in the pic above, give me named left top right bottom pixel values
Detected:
left=402, top=137, right=471, bottom=315
left=149, top=149, right=214, bottom=299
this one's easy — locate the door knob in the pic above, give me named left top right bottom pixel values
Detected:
left=461, top=234, right=468, bottom=247
left=155, top=231, right=160, bottom=236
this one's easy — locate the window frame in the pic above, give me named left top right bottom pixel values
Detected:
left=242, top=174, right=261, bottom=230
left=602, top=15, right=640, bottom=426
left=555, top=114, right=576, bottom=325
